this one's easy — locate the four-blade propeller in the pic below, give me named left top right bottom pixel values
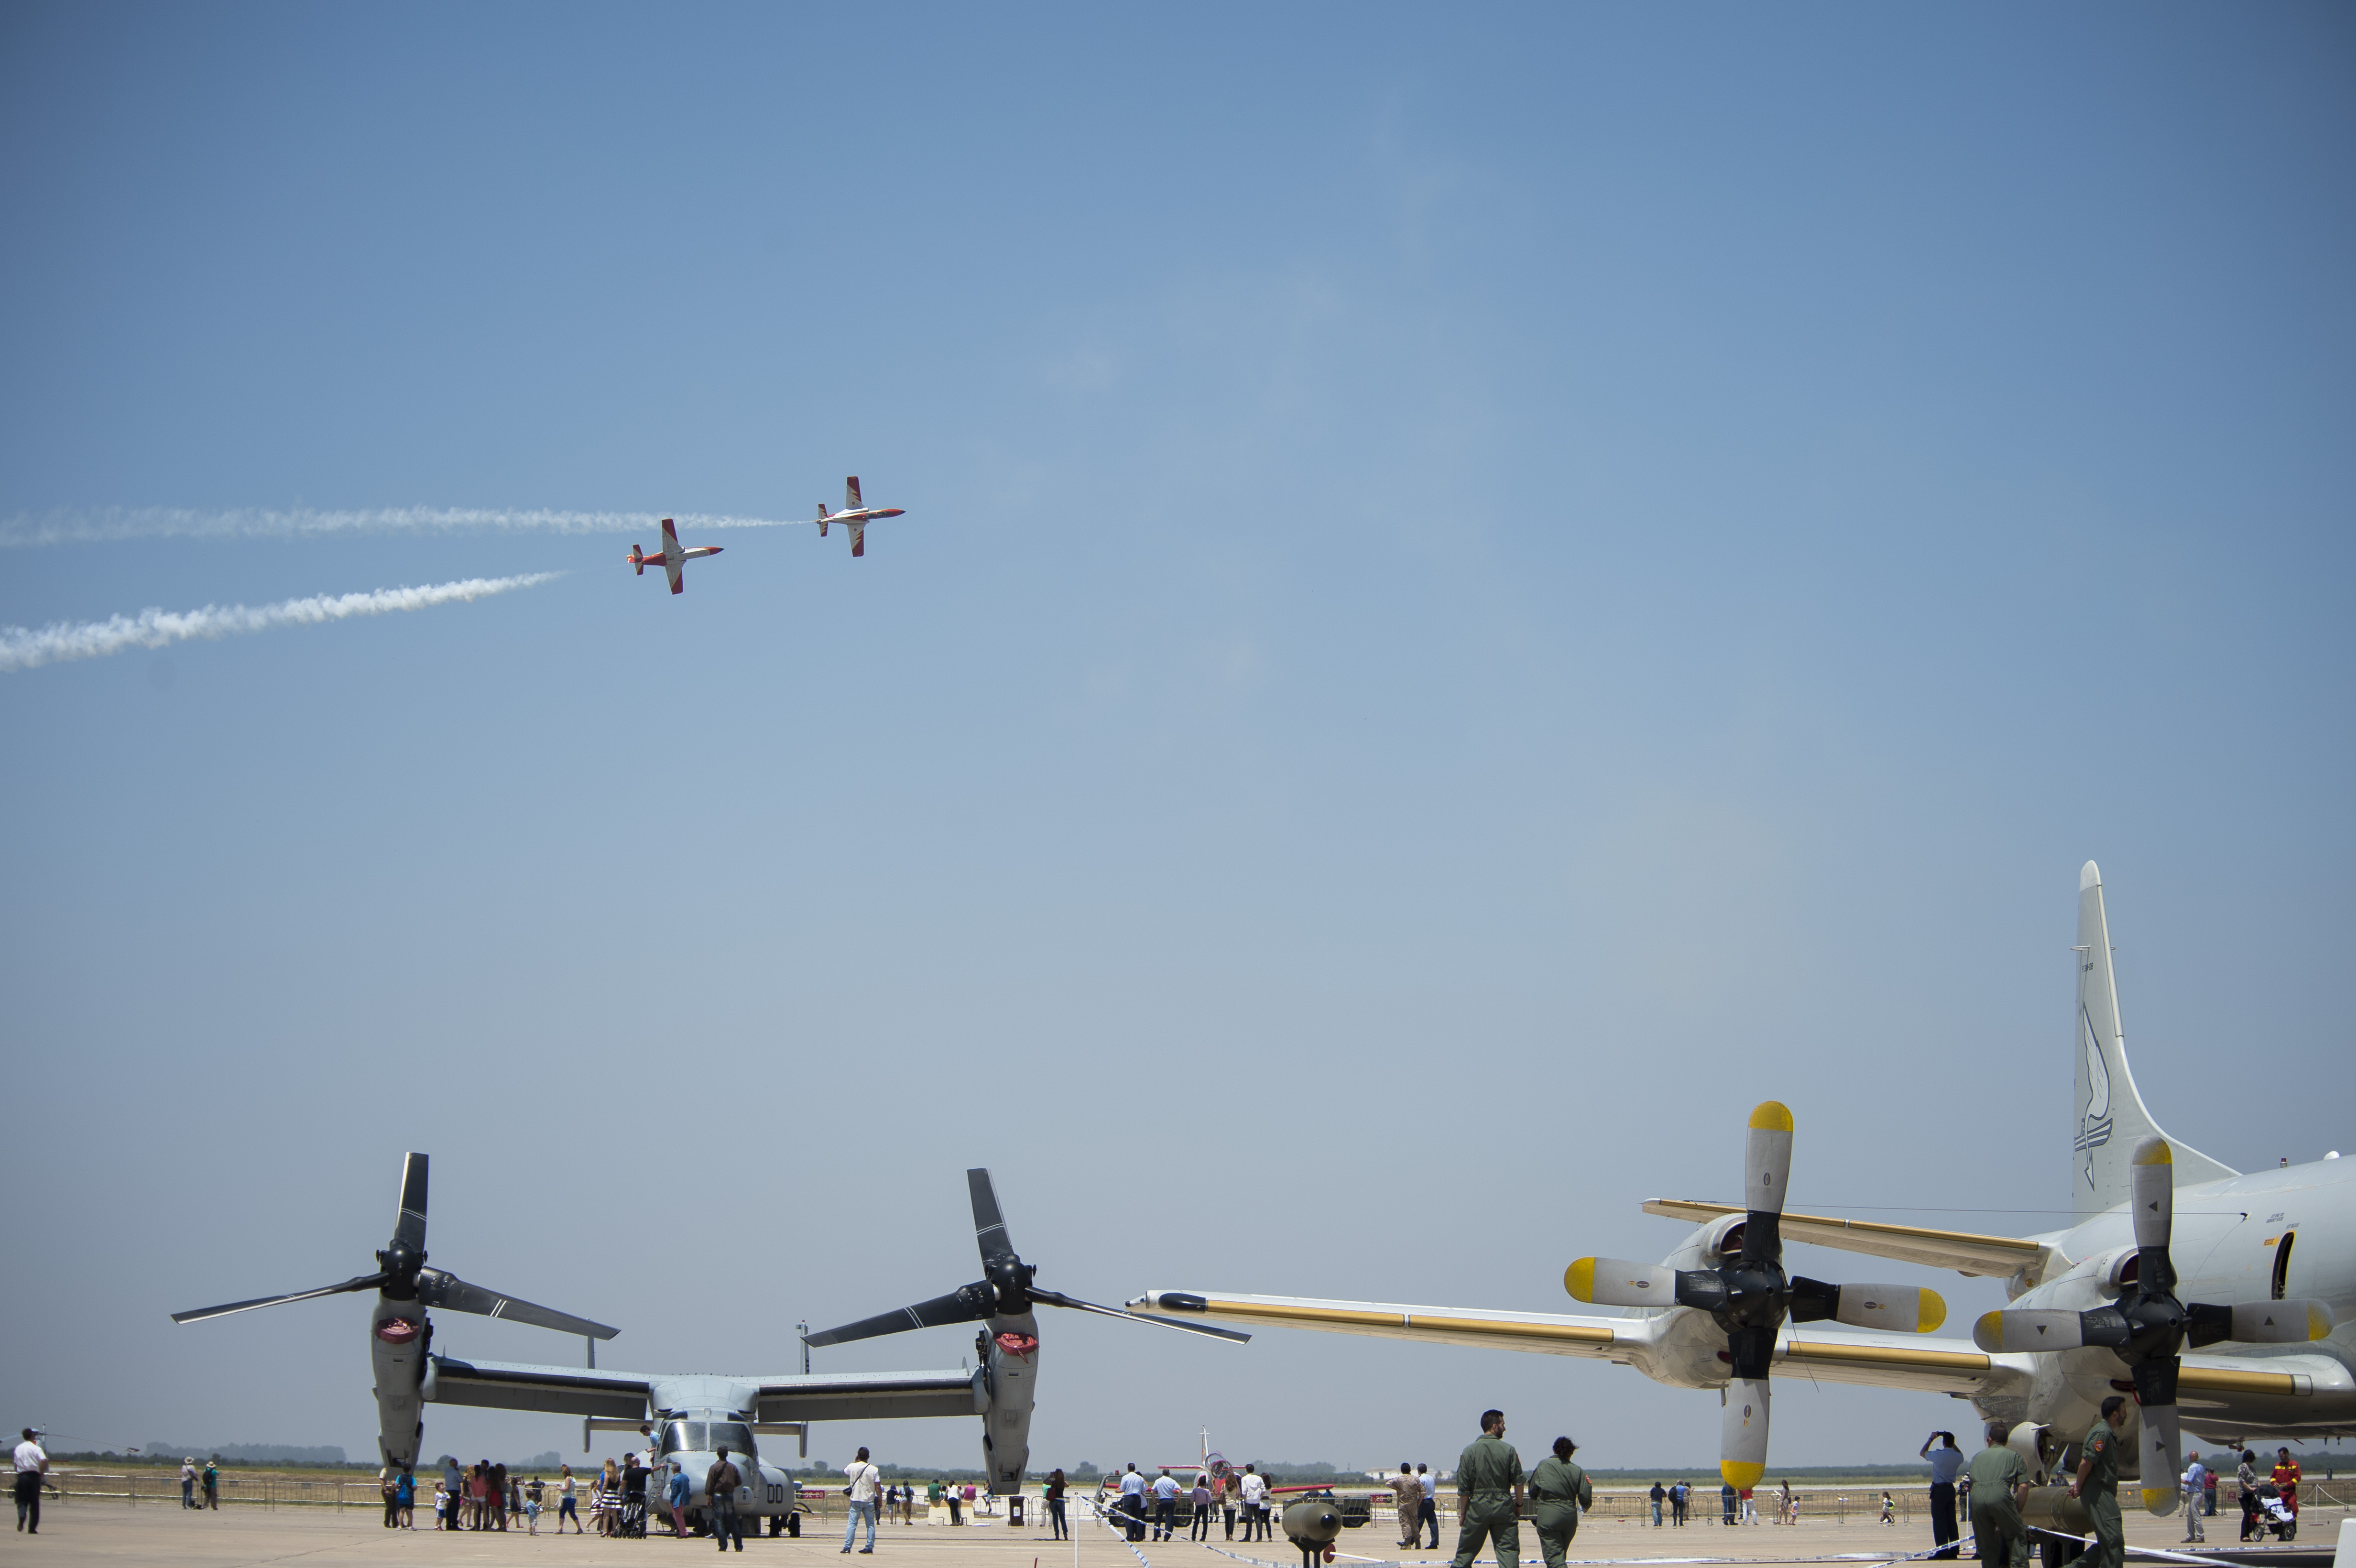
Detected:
left=171, top=1153, right=619, bottom=1341
left=803, top=1168, right=1251, bottom=1349
left=1974, top=1137, right=2332, bottom=1513
left=1567, top=1102, right=1945, bottom=1490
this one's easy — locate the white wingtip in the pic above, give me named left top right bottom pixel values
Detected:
left=2081, top=860, right=2102, bottom=892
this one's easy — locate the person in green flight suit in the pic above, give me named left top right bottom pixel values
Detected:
left=1451, top=1410, right=1525, bottom=1568
left=1964, top=1423, right=2031, bottom=1568
left=2071, top=1397, right=2129, bottom=1568
left=1529, top=1437, right=1593, bottom=1568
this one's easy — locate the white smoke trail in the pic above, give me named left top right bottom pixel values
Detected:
left=0, top=572, right=562, bottom=674
left=0, top=506, right=796, bottom=547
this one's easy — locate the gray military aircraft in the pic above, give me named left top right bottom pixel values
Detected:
left=1133, top=862, right=2350, bottom=1519
left=173, top=1156, right=982, bottom=1535
left=173, top=1161, right=1246, bottom=1530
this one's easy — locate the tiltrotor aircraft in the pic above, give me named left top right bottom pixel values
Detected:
left=1134, top=862, right=2351, bottom=1514
left=174, top=1156, right=1000, bottom=1535
left=802, top=1167, right=1247, bottom=1496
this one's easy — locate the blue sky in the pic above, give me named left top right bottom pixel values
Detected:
left=2, top=4, right=2351, bottom=1474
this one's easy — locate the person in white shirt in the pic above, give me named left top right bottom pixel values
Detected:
left=842, top=1448, right=882, bottom=1555
left=13, top=1430, right=49, bottom=1535
left=1150, top=1470, right=1182, bottom=1541
left=1238, top=1466, right=1268, bottom=1543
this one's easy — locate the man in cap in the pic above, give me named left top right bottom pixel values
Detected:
left=13, top=1429, right=49, bottom=1535
left=1965, top=1422, right=2030, bottom=1568
left=2071, top=1399, right=2128, bottom=1568
left=1530, top=1437, right=1592, bottom=1568
left=1451, top=1409, right=1524, bottom=1568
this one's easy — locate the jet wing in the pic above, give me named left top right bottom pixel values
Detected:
left=426, top=1355, right=655, bottom=1419
left=665, top=555, right=684, bottom=594
left=1643, top=1199, right=2046, bottom=1278
left=1128, top=1290, right=2033, bottom=1403
left=749, top=1369, right=984, bottom=1424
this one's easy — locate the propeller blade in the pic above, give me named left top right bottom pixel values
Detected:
left=1029, top=1288, right=1251, bottom=1343
left=1741, top=1102, right=1793, bottom=1263
left=1720, top=1376, right=1769, bottom=1490
left=414, top=1270, right=617, bottom=1340
left=803, top=1284, right=997, bottom=1348
left=1791, top=1279, right=1944, bottom=1333
left=968, top=1168, right=1015, bottom=1265
left=392, top=1152, right=428, bottom=1253
left=171, top=1273, right=390, bottom=1325
left=2131, top=1355, right=2183, bottom=1517
left=2129, top=1136, right=2174, bottom=1289
left=1564, top=1258, right=1677, bottom=1308
left=2186, top=1299, right=2333, bottom=1348
left=1971, top=1306, right=2131, bottom=1353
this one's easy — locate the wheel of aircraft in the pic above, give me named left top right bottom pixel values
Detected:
left=1974, top=1134, right=2334, bottom=1513
left=1564, top=1101, right=1946, bottom=1489
left=803, top=1169, right=1253, bottom=1350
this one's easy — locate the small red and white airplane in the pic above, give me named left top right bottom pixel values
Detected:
left=626, top=519, right=723, bottom=595
left=815, top=477, right=905, bottom=558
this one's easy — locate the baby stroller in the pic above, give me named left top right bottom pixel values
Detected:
left=2249, top=1484, right=2296, bottom=1542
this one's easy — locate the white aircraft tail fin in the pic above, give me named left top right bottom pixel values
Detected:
left=2073, top=861, right=2236, bottom=1220
left=846, top=476, right=863, bottom=510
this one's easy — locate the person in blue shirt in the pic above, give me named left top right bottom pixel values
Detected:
left=2180, top=1454, right=2208, bottom=1544
left=394, top=1468, right=415, bottom=1529
left=1921, top=1431, right=1966, bottom=1558
left=666, top=1463, right=693, bottom=1537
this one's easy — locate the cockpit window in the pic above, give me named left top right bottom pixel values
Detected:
left=657, top=1420, right=756, bottom=1459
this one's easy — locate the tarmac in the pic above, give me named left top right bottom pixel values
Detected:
left=6, top=1497, right=2345, bottom=1568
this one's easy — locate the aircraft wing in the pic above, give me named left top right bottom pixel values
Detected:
left=1128, top=1290, right=2033, bottom=1403
left=665, top=555, right=684, bottom=594
left=1644, top=1199, right=2046, bottom=1278
left=1125, top=1290, right=1630, bottom=1359
left=426, top=1355, right=655, bottom=1419
left=749, top=1369, right=984, bottom=1424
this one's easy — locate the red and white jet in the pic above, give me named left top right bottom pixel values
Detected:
left=815, top=476, right=905, bottom=558
left=626, top=518, right=723, bottom=595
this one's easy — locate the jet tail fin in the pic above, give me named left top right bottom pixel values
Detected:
left=846, top=476, right=863, bottom=510
left=2073, top=861, right=2236, bottom=1220
left=817, top=504, right=829, bottom=538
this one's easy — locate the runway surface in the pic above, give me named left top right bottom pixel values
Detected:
left=7, top=1499, right=2342, bottom=1568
